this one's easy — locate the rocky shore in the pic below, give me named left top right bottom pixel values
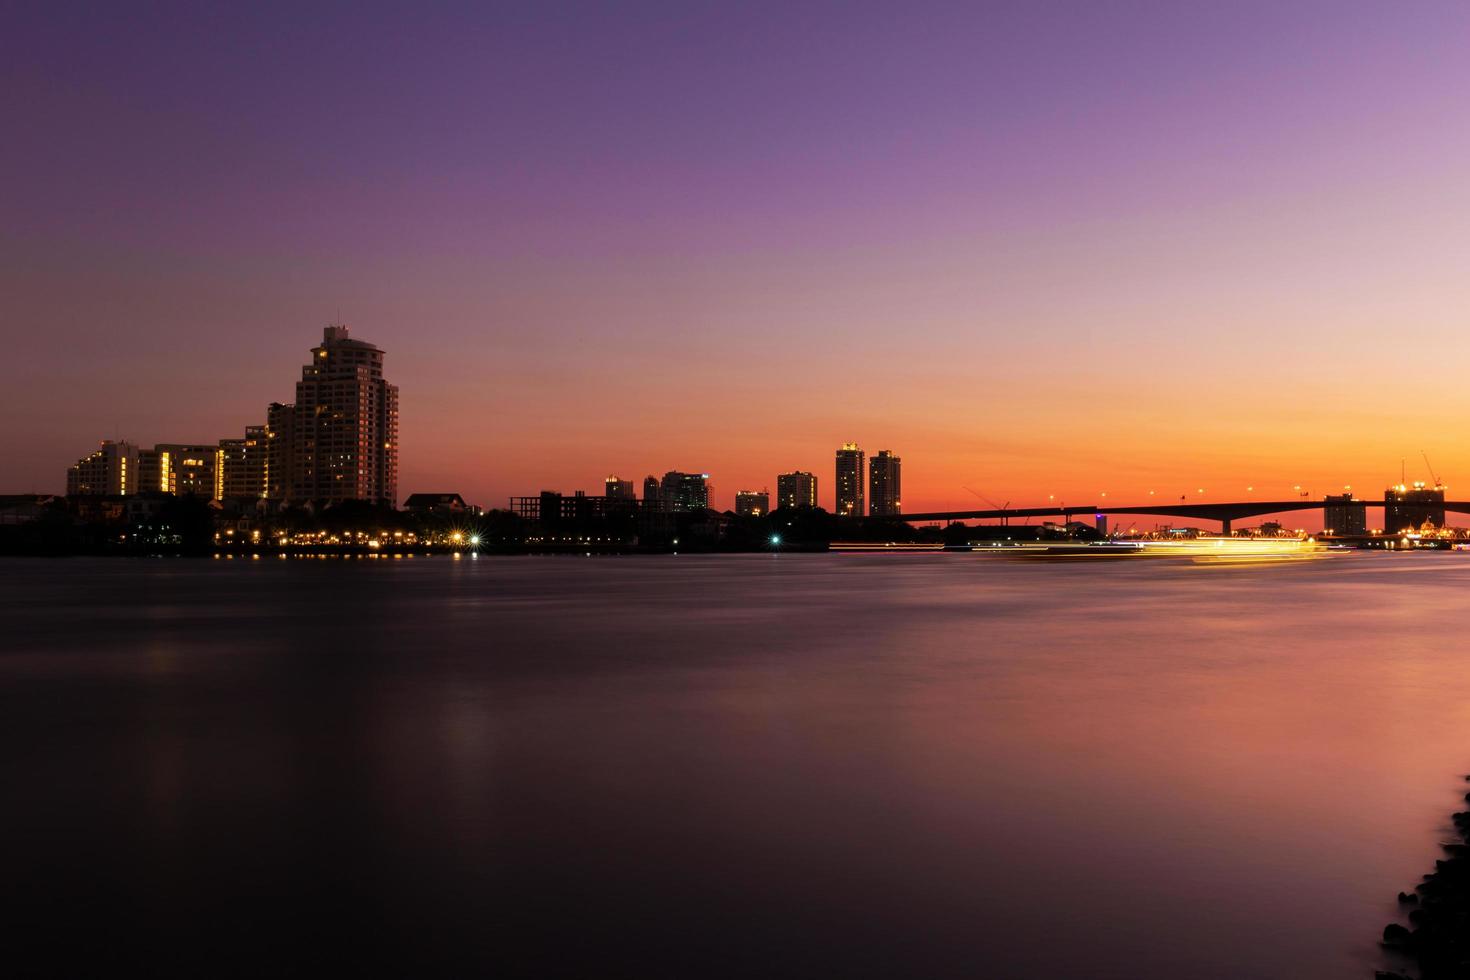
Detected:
left=1378, top=780, right=1470, bottom=978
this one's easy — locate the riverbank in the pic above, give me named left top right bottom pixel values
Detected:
left=1380, top=784, right=1470, bottom=978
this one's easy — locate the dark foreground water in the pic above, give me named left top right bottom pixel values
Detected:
left=3, top=553, right=1468, bottom=978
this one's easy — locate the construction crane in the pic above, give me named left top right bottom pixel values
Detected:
left=1422, top=451, right=1443, bottom=488
left=963, top=486, right=1011, bottom=526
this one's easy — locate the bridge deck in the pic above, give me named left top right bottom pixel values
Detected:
left=898, top=501, right=1470, bottom=524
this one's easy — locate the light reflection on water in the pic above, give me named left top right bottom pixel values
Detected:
left=2, top=553, right=1467, bottom=977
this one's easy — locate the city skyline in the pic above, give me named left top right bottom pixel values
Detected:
left=8, top=4, right=1470, bottom=520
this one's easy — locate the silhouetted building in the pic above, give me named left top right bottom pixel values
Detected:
left=404, top=493, right=468, bottom=515
left=270, top=325, right=399, bottom=506
left=835, top=443, right=864, bottom=517
left=265, top=402, right=295, bottom=501
left=0, top=494, right=55, bottom=525
left=776, top=470, right=818, bottom=510
left=509, top=491, right=618, bottom=524
left=66, top=440, right=138, bottom=496
left=735, top=490, right=769, bottom=517
left=868, top=449, right=901, bottom=516
left=605, top=476, right=636, bottom=500
left=642, top=475, right=664, bottom=512
left=1384, top=482, right=1445, bottom=533
left=661, top=471, right=710, bottom=513
left=1323, top=493, right=1366, bottom=535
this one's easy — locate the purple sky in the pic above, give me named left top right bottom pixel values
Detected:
left=6, top=2, right=1470, bottom=511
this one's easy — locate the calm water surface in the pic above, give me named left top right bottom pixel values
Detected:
left=3, top=553, right=1467, bottom=977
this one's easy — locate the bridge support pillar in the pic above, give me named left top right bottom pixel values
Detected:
left=1221, top=518, right=1232, bottom=536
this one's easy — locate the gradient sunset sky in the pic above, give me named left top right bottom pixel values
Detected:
left=6, top=2, right=1470, bottom=516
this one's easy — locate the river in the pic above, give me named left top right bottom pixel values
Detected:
left=2, top=552, right=1462, bottom=977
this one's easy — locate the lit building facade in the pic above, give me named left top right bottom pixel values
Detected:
left=271, top=325, right=399, bottom=506
left=661, top=471, right=710, bottom=512
left=735, top=490, right=769, bottom=517
left=868, top=449, right=901, bottom=516
left=605, top=476, right=636, bottom=500
left=66, top=440, right=138, bottom=496
left=1384, top=482, right=1445, bottom=533
left=835, top=443, right=865, bottom=517
left=775, top=471, right=818, bottom=510
left=137, top=444, right=217, bottom=496
left=1323, top=493, right=1366, bottom=536
left=219, top=426, right=267, bottom=499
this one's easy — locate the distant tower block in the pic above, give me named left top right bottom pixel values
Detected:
left=835, top=443, right=865, bottom=517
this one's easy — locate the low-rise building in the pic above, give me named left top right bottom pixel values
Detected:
left=735, top=490, right=770, bottom=517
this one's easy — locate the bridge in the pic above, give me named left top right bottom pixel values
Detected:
left=899, top=499, right=1470, bottom=534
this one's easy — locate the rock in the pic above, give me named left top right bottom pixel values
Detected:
left=1382, top=923, right=1413, bottom=947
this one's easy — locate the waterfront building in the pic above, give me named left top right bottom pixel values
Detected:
left=642, top=475, right=664, bottom=511
left=1323, top=493, right=1367, bottom=536
left=509, top=490, right=617, bottom=524
left=868, top=450, right=901, bottom=516
left=605, top=476, right=636, bottom=500
left=734, top=490, right=769, bottom=517
left=661, top=471, right=710, bottom=512
left=219, top=426, right=267, bottom=499
left=137, top=444, right=217, bottom=496
left=264, top=402, right=295, bottom=501
left=403, top=493, right=468, bottom=515
left=269, top=325, right=399, bottom=506
left=1384, top=482, right=1445, bottom=533
left=835, top=443, right=865, bottom=517
left=775, top=471, right=818, bottom=510
left=66, top=440, right=138, bottom=496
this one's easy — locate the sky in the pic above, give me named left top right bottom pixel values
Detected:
left=4, top=1, right=1470, bottom=519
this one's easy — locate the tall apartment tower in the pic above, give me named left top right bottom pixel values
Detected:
left=1323, top=493, right=1366, bottom=536
left=265, top=402, right=296, bottom=501
left=642, top=475, right=664, bottom=511
left=66, top=440, right=139, bottom=495
left=661, top=471, right=710, bottom=512
left=868, top=450, right=901, bottom=516
left=835, top=443, right=865, bottom=517
left=270, top=326, right=399, bottom=506
left=605, top=476, right=636, bottom=500
left=775, top=471, right=818, bottom=510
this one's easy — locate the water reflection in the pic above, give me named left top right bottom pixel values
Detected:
left=2, top=554, right=1469, bottom=977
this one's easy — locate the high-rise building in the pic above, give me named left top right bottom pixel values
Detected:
left=661, top=471, right=710, bottom=512
left=66, top=440, right=138, bottom=496
left=1323, top=493, right=1366, bottom=536
left=775, top=471, right=818, bottom=510
left=868, top=450, right=901, bottom=516
left=734, top=490, right=769, bottom=517
left=835, top=443, right=865, bottom=517
left=219, top=425, right=267, bottom=499
left=642, top=475, right=664, bottom=511
left=265, top=402, right=296, bottom=501
left=1384, top=482, right=1444, bottom=533
left=605, top=475, right=636, bottom=500
left=269, top=325, right=399, bottom=506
